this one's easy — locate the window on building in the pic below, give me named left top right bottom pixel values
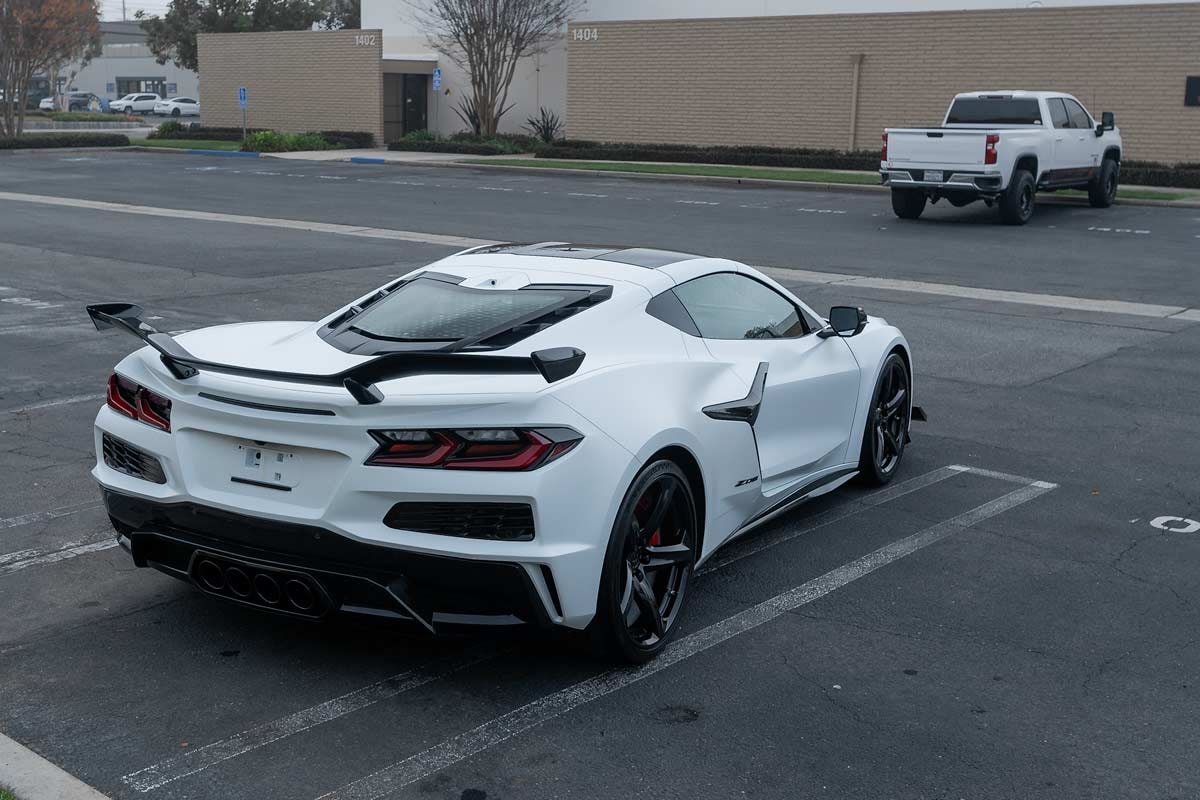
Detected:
left=116, top=78, right=166, bottom=97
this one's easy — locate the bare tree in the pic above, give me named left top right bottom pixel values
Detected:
left=410, top=0, right=583, bottom=137
left=0, top=0, right=101, bottom=137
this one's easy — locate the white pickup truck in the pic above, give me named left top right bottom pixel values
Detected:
left=881, top=91, right=1122, bottom=225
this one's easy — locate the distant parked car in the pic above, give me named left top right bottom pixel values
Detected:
left=42, top=92, right=108, bottom=112
left=153, top=97, right=200, bottom=117
left=110, top=93, right=161, bottom=114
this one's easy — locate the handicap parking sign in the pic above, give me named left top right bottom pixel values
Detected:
left=238, top=86, right=247, bottom=108
left=432, top=68, right=442, bottom=92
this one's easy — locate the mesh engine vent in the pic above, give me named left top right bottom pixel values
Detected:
left=102, top=433, right=167, bottom=484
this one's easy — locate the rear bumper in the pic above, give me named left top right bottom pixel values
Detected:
left=881, top=169, right=1004, bottom=196
left=104, top=489, right=559, bottom=632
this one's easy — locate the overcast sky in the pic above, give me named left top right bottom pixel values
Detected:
left=99, top=0, right=172, bottom=21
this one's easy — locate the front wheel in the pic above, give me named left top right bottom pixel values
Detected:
left=1088, top=159, right=1119, bottom=208
left=999, top=169, right=1036, bottom=225
left=891, top=189, right=927, bottom=220
left=858, top=353, right=911, bottom=486
left=588, top=459, right=697, bottom=663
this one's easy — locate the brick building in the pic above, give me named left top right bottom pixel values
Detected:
left=197, top=0, right=1200, bottom=162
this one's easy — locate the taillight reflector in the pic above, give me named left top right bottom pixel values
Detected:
left=984, top=133, right=999, bottom=165
left=881, top=132, right=888, bottom=162
left=366, top=428, right=581, bottom=471
left=106, top=374, right=172, bottom=432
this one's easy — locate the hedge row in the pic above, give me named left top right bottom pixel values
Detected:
left=147, top=126, right=374, bottom=148
left=536, top=141, right=883, bottom=171
left=389, top=139, right=515, bottom=156
left=1121, top=166, right=1200, bottom=190
left=0, top=133, right=130, bottom=149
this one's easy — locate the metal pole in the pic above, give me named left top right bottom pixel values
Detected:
left=848, top=54, right=865, bottom=152
left=241, top=106, right=246, bottom=141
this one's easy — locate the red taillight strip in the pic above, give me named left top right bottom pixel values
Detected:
left=881, top=132, right=888, bottom=162
left=106, top=374, right=171, bottom=432
left=366, top=428, right=581, bottom=471
left=984, top=133, right=999, bottom=165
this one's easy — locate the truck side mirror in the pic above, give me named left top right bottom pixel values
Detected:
left=1097, top=111, right=1115, bottom=135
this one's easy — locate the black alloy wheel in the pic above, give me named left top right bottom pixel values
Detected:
left=591, top=460, right=697, bottom=663
left=858, top=353, right=910, bottom=486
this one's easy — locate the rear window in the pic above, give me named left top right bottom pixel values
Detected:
left=348, top=278, right=584, bottom=342
left=945, top=98, right=1043, bottom=125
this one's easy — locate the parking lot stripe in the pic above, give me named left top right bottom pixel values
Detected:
left=316, top=481, right=1055, bottom=800
left=0, top=538, right=117, bottom=577
left=2, top=393, right=103, bottom=415
left=0, top=501, right=101, bottom=531
left=0, top=191, right=494, bottom=250
left=122, top=647, right=498, bottom=793
left=755, top=266, right=1200, bottom=320
left=699, top=464, right=966, bottom=574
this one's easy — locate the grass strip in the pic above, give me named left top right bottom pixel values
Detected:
left=465, top=158, right=882, bottom=185
left=131, top=138, right=241, bottom=151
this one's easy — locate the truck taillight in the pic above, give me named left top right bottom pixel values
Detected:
left=881, top=132, right=888, bottom=162
left=984, top=134, right=999, bottom=165
left=106, top=374, right=172, bottom=432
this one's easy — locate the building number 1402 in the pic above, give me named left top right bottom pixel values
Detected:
left=572, top=28, right=598, bottom=41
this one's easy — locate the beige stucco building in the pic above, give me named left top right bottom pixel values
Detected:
left=196, top=0, right=1200, bottom=162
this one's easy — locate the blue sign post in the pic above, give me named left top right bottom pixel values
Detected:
left=238, top=86, right=247, bottom=141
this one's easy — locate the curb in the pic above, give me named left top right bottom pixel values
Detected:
left=346, top=158, right=1197, bottom=208
left=123, top=146, right=259, bottom=158
left=0, top=732, right=111, bottom=800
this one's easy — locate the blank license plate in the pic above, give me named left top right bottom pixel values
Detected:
left=232, top=443, right=299, bottom=489
left=924, top=170, right=944, bottom=182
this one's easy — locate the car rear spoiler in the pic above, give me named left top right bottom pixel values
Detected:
left=86, top=302, right=586, bottom=405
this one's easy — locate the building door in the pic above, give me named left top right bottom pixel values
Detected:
left=383, top=74, right=403, bottom=142
left=384, top=74, right=428, bottom=141
left=403, top=74, right=428, bottom=134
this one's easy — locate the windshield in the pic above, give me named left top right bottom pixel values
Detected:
left=119, top=94, right=137, bottom=101
left=348, top=278, right=584, bottom=342
left=945, top=98, right=1043, bottom=125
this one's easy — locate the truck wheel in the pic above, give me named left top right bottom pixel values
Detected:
left=999, top=169, right=1035, bottom=225
left=891, top=189, right=926, bottom=220
left=1088, top=159, right=1119, bottom=208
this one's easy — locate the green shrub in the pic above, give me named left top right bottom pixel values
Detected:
left=0, top=133, right=130, bottom=149
left=317, top=130, right=374, bottom=148
left=389, top=130, right=533, bottom=155
left=524, top=107, right=563, bottom=144
left=153, top=120, right=185, bottom=137
left=241, top=130, right=335, bottom=153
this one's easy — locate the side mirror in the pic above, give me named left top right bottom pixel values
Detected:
left=1097, top=111, right=1115, bottom=135
left=819, top=306, right=867, bottom=338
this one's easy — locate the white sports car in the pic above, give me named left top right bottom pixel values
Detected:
left=89, top=243, right=923, bottom=662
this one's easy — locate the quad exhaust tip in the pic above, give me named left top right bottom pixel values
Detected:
left=191, top=555, right=327, bottom=617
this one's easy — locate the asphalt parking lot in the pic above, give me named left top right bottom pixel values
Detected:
left=2, top=151, right=1199, bottom=800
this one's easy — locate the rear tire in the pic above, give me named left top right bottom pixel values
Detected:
left=1088, top=159, right=1119, bottom=208
left=891, top=189, right=927, bottom=220
left=858, top=353, right=911, bottom=486
left=587, top=459, right=697, bottom=664
left=172, top=108, right=181, bottom=117
left=999, top=169, right=1036, bottom=225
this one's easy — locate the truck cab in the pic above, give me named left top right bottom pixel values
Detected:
left=881, top=91, right=1122, bottom=225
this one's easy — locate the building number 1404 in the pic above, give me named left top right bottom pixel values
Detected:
left=572, top=28, right=598, bottom=41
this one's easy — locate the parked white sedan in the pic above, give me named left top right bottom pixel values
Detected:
left=154, top=97, right=200, bottom=117
left=110, top=93, right=161, bottom=114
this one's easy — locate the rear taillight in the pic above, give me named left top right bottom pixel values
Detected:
left=984, top=133, right=999, bottom=165
left=881, top=132, right=888, bottom=162
left=106, top=374, right=172, bottom=432
left=366, top=428, right=581, bottom=471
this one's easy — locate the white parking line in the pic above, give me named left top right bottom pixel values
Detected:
left=756, top=265, right=1200, bottom=320
left=0, top=501, right=101, bottom=531
left=0, top=538, right=117, bottom=577
left=2, top=393, right=103, bottom=415
left=317, top=480, right=1055, bottom=800
left=122, top=648, right=498, bottom=793
left=0, top=191, right=493, bottom=250
left=699, top=464, right=965, bottom=573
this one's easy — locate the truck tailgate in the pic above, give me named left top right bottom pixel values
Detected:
left=887, top=129, right=985, bottom=166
